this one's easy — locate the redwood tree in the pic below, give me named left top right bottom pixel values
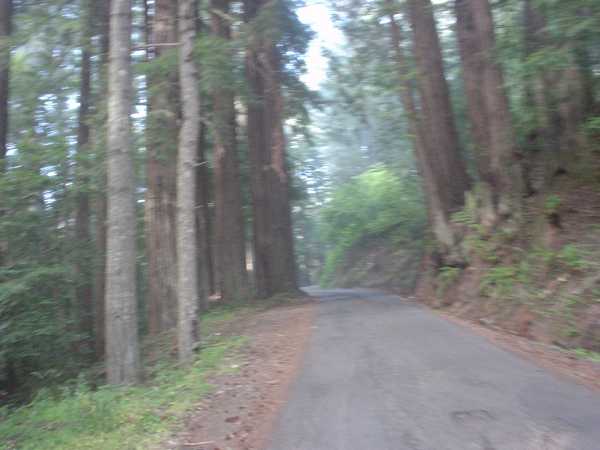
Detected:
left=385, top=1, right=446, bottom=244
left=455, top=0, right=522, bottom=224
left=177, top=0, right=201, bottom=362
left=0, top=0, right=10, bottom=173
left=244, top=0, right=298, bottom=298
left=94, top=0, right=110, bottom=361
left=406, top=0, right=470, bottom=250
left=0, top=0, right=12, bottom=269
left=211, top=0, right=249, bottom=303
left=105, top=0, right=140, bottom=384
left=145, top=0, right=179, bottom=334
left=75, top=0, right=94, bottom=352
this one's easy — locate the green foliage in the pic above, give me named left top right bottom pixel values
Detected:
left=530, top=244, right=589, bottom=272
left=436, top=266, right=462, bottom=296
left=0, top=335, right=245, bottom=450
left=556, top=245, right=589, bottom=271
left=479, top=266, right=526, bottom=298
left=571, top=348, right=600, bottom=363
left=319, top=165, right=425, bottom=285
left=544, top=195, right=562, bottom=216
left=196, top=36, right=242, bottom=95
left=0, top=266, right=81, bottom=394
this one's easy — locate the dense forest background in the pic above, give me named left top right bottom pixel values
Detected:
left=1, top=0, right=600, bottom=442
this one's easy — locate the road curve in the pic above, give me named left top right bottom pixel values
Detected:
left=266, top=288, right=600, bottom=450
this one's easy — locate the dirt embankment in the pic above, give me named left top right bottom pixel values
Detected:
left=417, top=163, right=600, bottom=358
left=328, top=234, right=423, bottom=295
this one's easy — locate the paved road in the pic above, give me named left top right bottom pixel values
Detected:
left=267, top=288, right=600, bottom=450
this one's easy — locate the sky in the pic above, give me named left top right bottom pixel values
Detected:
left=296, top=0, right=451, bottom=90
left=296, top=2, right=345, bottom=90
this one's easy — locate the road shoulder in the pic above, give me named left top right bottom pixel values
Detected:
left=164, top=299, right=315, bottom=450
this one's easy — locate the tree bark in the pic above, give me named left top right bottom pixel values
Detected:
left=407, top=0, right=470, bottom=218
left=94, top=0, right=110, bottom=361
left=177, top=0, right=201, bottom=363
left=0, top=0, right=10, bottom=171
left=405, top=0, right=470, bottom=252
left=386, top=2, right=454, bottom=249
left=211, top=0, right=249, bottom=303
left=456, top=0, right=522, bottom=222
left=244, top=0, right=298, bottom=298
left=145, top=0, right=179, bottom=335
left=196, top=113, right=214, bottom=304
left=75, top=0, right=94, bottom=354
left=105, top=0, right=141, bottom=384
left=0, top=0, right=12, bottom=268
left=192, top=3, right=214, bottom=305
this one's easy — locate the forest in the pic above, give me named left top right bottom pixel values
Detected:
left=1, top=0, right=600, bottom=447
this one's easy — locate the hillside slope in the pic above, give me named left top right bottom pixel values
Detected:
left=325, top=232, right=423, bottom=295
left=418, top=149, right=600, bottom=355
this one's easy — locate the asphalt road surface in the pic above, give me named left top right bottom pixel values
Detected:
left=267, top=288, right=600, bottom=450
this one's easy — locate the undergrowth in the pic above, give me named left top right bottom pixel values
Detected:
left=0, top=311, right=248, bottom=450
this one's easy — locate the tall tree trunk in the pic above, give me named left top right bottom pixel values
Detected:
left=0, top=0, right=10, bottom=173
left=193, top=4, right=214, bottom=304
left=210, top=0, right=249, bottom=303
left=0, top=0, right=12, bottom=269
left=386, top=2, right=453, bottom=248
left=75, top=0, right=94, bottom=354
left=196, top=115, right=214, bottom=303
left=177, top=0, right=201, bottom=363
left=406, top=0, right=470, bottom=250
left=105, top=0, right=140, bottom=384
left=244, top=0, right=298, bottom=298
left=145, top=0, right=179, bottom=334
left=94, top=0, right=110, bottom=361
left=262, top=43, right=297, bottom=294
left=456, top=0, right=522, bottom=223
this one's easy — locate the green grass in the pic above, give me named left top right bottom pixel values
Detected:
left=0, top=314, right=248, bottom=450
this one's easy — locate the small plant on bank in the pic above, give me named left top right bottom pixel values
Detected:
left=556, top=245, right=589, bottom=271
left=479, top=266, right=525, bottom=298
left=572, top=348, right=600, bottom=363
left=543, top=194, right=562, bottom=216
left=436, top=266, right=462, bottom=296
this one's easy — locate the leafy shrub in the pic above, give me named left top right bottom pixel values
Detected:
left=479, top=266, right=523, bottom=298
left=544, top=194, right=562, bottom=216
left=436, top=266, right=462, bottom=296
left=319, top=165, right=426, bottom=285
left=556, top=245, right=588, bottom=271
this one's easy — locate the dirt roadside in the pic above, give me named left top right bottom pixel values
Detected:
left=162, top=300, right=315, bottom=450
left=435, top=309, right=600, bottom=391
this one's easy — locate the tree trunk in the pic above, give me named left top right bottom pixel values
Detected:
left=244, top=0, right=298, bottom=298
left=177, top=0, right=201, bottom=363
left=196, top=115, right=214, bottom=304
left=0, top=0, right=10, bottom=173
left=75, top=0, right=94, bottom=354
left=94, top=0, right=110, bottom=361
left=145, top=0, right=179, bottom=335
left=456, top=0, right=522, bottom=222
left=406, top=0, right=470, bottom=251
left=105, top=0, right=140, bottom=384
left=0, top=0, right=12, bottom=269
left=193, top=4, right=214, bottom=305
left=386, top=2, right=454, bottom=249
left=211, top=0, right=249, bottom=303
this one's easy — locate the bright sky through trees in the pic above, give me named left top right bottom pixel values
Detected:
left=297, top=2, right=344, bottom=90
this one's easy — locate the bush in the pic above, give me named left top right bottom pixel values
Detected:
left=436, top=266, right=462, bottom=296
left=319, top=165, right=426, bottom=285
